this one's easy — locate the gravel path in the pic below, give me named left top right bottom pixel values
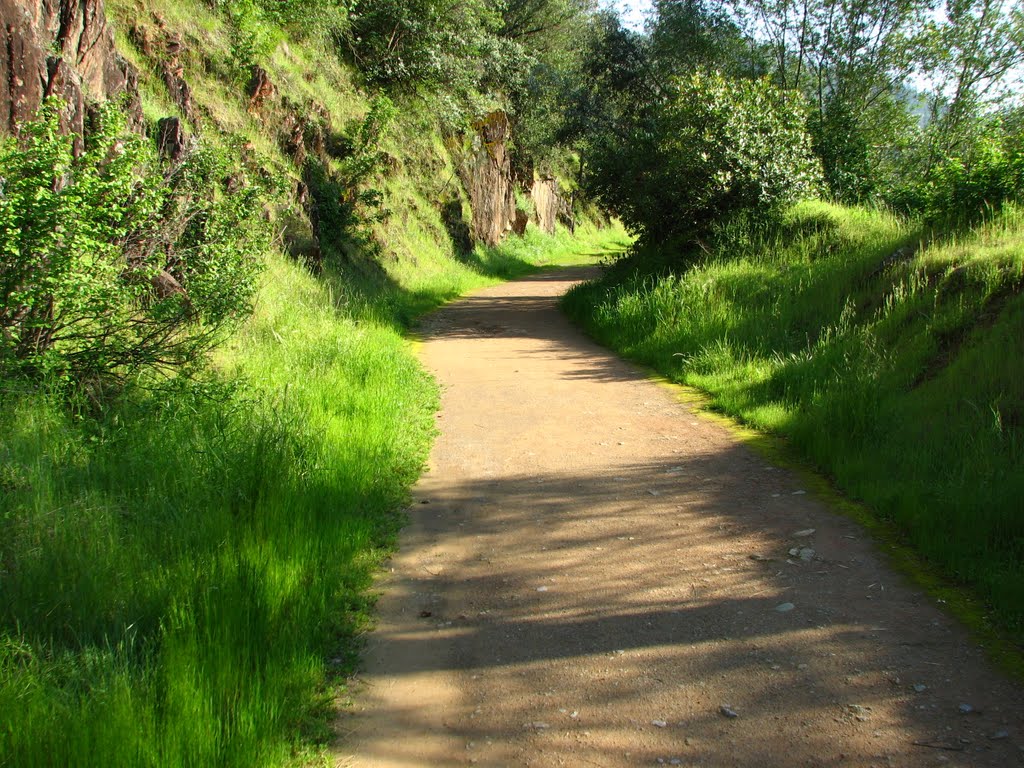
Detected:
left=340, top=266, right=1023, bottom=767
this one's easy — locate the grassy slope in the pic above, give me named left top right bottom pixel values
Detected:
left=564, top=200, right=1024, bottom=644
left=0, top=1, right=629, bottom=765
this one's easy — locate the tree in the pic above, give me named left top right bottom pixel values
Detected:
left=921, top=0, right=1024, bottom=157
left=722, top=0, right=931, bottom=200
left=649, top=0, right=759, bottom=78
left=586, top=71, right=822, bottom=245
left=345, top=0, right=500, bottom=91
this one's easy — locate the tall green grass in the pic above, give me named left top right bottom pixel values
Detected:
left=0, top=220, right=625, bottom=767
left=0, top=253, right=436, bottom=766
left=564, top=200, right=1024, bottom=641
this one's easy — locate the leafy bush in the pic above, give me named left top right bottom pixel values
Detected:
left=344, top=0, right=500, bottom=92
left=215, top=0, right=351, bottom=71
left=0, top=100, right=269, bottom=387
left=585, top=71, right=822, bottom=247
left=886, top=114, right=1024, bottom=223
left=305, top=96, right=397, bottom=262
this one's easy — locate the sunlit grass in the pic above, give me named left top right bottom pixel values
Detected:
left=1, top=213, right=629, bottom=766
left=565, top=200, right=1024, bottom=642
left=1, top=1, right=631, bottom=762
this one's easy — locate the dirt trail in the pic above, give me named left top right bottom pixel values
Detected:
left=340, top=266, right=1023, bottom=767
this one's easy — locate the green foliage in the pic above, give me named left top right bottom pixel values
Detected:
left=887, top=111, right=1024, bottom=222
left=565, top=200, right=1024, bottom=641
left=586, top=71, right=821, bottom=246
left=0, top=250, right=438, bottom=766
left=650, top=0, right=755, bottom=78
left=214, top=0, right=351, bottom=74
left=0, top=100, right=268, bottom=387
left=305, top=95, right=397, bottom=262
left=216, top=0, right=285, bottom=71
left=344, top=0, right=501, bottom=92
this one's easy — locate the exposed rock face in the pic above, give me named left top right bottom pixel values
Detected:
left=531, top=177, right=560, bottom=235
left=247, top=64, right=274, bottom=114
left=513, top=208, right=529, bottom=236
left=462, top=111, right=516, bottom=247
left=156, top=115, right=188, bottom=161
left=442, top=197, right=473, bottom=254
left=531, top=176, right=575, bottom=234
left=1, top=0, right=141, bottom=145
left=158, top=31, right=198, bottom=127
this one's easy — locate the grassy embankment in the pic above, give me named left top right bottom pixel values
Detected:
left=564, top=200, right=1024, bottom=646
left=0, top=225, right=621, bottom=767
left=0, top=0, right=629, bottom=763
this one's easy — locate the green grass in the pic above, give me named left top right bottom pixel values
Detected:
left=0, top=1, right=629, bottom=762
left=564, top=199, right=1024, bottom=644
left=0, top=218, right=627, bottom=767
left=0, top=252, right=437, bottom=766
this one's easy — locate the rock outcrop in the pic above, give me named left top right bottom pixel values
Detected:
left=247, top=65, right=275, bottom=114
left=531, top=176, right=574, bottom=234
left=1, top=0, right=141, bottom=147
left=461, top=111, right=516, bottom=247
left=531, top=177, right=560, bottom=235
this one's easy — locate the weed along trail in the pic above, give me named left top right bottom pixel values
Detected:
left=341, top=266, right=1024, bottom=768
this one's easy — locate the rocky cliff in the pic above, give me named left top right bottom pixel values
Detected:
left=1, top=0, right=140, bottom=148
left=1, top=2, right=578, bottom=256
left=461, top=111, right=516, bottom=247
left=531, top=176, right=574, bottom=235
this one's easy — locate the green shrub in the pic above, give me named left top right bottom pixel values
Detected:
left=305, top=95, right=397, bottom=262
left=885, top=113, right=1024, bottom=223
left=0, top=100, right=269, bottom=387
left=585, top=71, right=822, bottom=247
left=344, top=0, right=499, bottom=92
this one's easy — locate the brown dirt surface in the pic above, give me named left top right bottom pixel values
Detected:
left=338, top=266, right=1024, bottom=768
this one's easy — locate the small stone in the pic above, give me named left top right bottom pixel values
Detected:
left=848, top=704, right=871, bottom=722
left=648, top=489, right=661, bottom=496
left=652, top=719, right=668, bottom=728
left=958, top=703, right=974, bottom=714
left=789, top=547, right=800, bottom=557
left=775, top=602, right=796, bottom=613
left=913, top=684, right=927, bottom=693
left=792, top=490, right=807, bottom=495
left=794, top=528, right=816, bottom=537
left=990, top=730, right=1010, bottom=740
left=720, top=705, right=739, bottom=718
left=798, top=547, right=815, bottom=561
left=536, top=586, right=549, bottom=592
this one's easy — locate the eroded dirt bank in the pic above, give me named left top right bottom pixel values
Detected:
left=341, top=266, right=1023, bottom=767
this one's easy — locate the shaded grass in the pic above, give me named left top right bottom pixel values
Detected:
left=564, top=200, right=1024, bottom=644
left=0, top=220, right=627, bottom=767
left=0, top=254, right=436, bottom=766
left=1, top=3, right=631, bottom=762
